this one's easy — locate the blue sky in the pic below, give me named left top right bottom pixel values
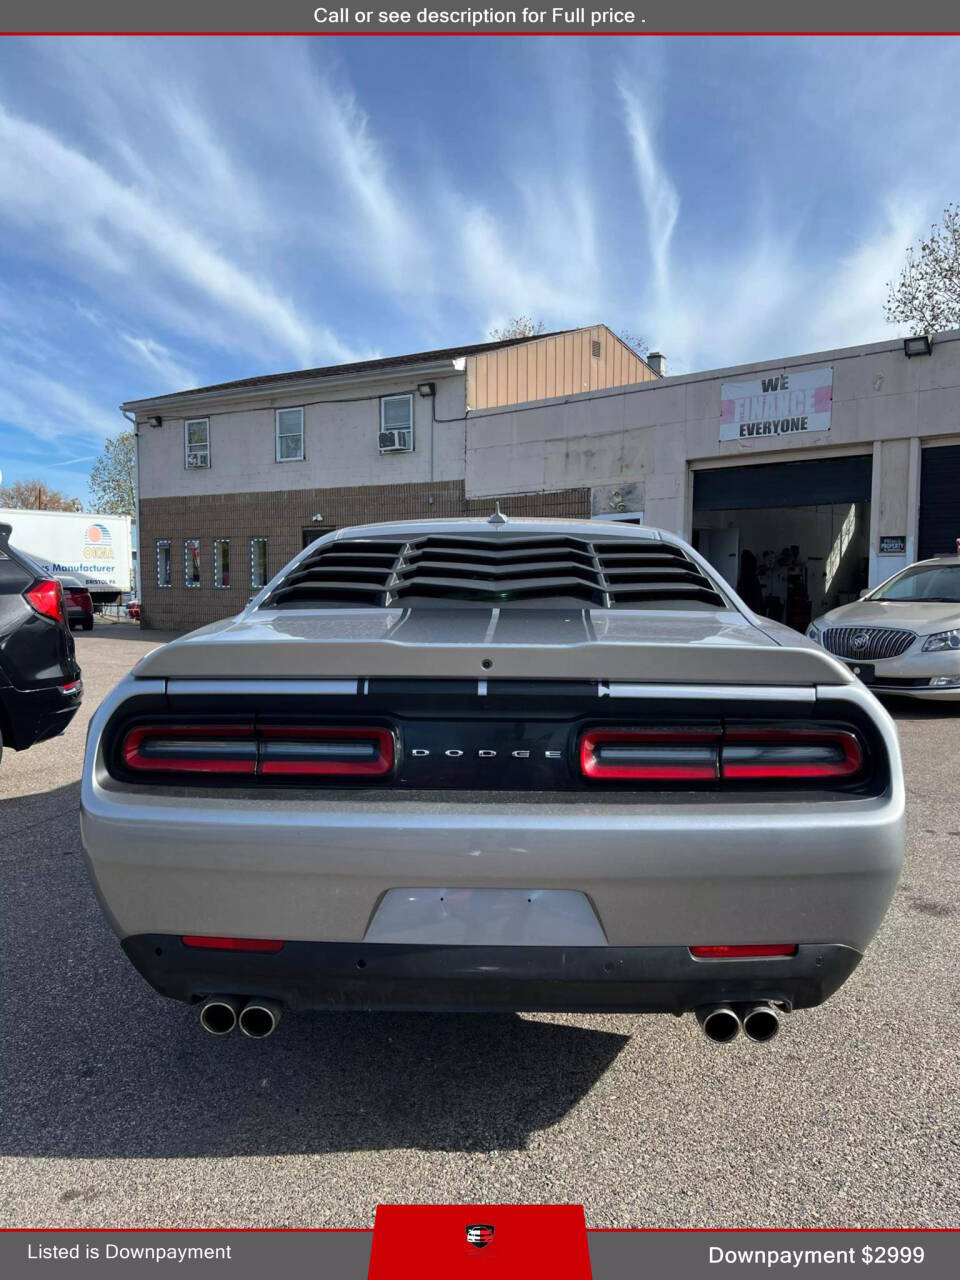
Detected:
left=0, top=35, right=958, bottom=505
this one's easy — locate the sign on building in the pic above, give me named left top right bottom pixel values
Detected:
left=720, top=366, right=833, bottom=443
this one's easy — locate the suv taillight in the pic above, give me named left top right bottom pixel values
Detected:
left=579, top=725, right=863, bottom=784
left=25, top=579, right=65, bottom=624
left=121, top=724, right=394, bottom=778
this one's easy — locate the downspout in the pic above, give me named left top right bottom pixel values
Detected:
left=122, top=409, right=141, bottom=605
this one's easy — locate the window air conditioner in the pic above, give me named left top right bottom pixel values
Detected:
left=378, top=429, right=413, bottom=453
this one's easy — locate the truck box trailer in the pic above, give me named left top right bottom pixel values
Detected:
left=0, top=509, right=134, bottom=605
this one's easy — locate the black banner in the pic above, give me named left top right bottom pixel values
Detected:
left=2, top=2, right=960, bottom=34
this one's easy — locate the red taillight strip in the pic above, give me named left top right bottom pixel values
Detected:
left=121, top=724, right=394, bottom=778
left=123, top=725, right=257, bottom=774
left=690, top=944, right=798, bottom=959
left=182, top=936, right=285, bottom=953
left=580, top=728, right=720, bottom=780
left=721, top=728, right=862, bottom=779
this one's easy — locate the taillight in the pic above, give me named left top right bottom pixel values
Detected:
left=721, top=728, right=862, bottom=780
left=260, top=726, right=393, bottom=777
left=25, top=579, right=65, bottom=624
left=182, top=936, right=284, bottom=953
left=579, top=725, right=864, bottom=784
left=690, top=944, right=797, bottom=959
left=120, top=724, right=394, bottom=779
left=579, top=727, right=720, bottom=780
left=123, top=725, right=257, bottom=774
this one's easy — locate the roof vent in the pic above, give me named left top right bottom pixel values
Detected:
left=647, top=351, right=666, bottom=376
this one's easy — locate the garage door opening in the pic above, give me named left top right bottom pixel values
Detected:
left=693, top=456, right=872, bottom=632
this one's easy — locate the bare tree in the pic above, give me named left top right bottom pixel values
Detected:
left=618, top=329, right=649, bottom=358
left=489, top=317, right=650, bottom=358
left=89, top=431, right=136, bottom=515
left=885, top=203, right=960, bottom=334
left=0, top=479, right=83, bottom=511
left=489, top=315, right=546, bottom=341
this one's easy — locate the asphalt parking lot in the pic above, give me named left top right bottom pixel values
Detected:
left=0, top=623, right=958, bottom=1229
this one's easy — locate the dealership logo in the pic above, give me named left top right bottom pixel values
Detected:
left=465, top=1224, right=494, bottom=1250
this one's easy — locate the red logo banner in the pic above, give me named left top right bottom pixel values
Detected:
left=368, top=1204, right=592, bottom=1278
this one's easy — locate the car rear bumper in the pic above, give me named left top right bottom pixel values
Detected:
left=122, top=935, right=863, bottom=1013
left=0, top=680, right=82, bottom=749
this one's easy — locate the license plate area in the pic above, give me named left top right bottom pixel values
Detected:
left=363, top=888, right=607, bottom=947
left=844, top=661, right=875, bottom=683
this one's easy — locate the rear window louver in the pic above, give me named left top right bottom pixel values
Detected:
left=262, top=535, right=727, bottom=610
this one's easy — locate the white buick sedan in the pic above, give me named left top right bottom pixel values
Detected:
left=808, top=556, right=960, bottom=700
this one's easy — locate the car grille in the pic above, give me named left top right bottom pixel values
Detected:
left=822, top=626, right=916, bottom=661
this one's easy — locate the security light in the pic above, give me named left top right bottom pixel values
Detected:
left=417, top=382, right=436, bottom=397
left=903, top=335, right=932, bottom=358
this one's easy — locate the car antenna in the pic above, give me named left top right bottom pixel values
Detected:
left=487, top=501, right=508, bottom=525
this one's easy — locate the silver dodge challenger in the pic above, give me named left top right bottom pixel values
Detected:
left=808, top=555, right=960, bottom=700
left=81, top=516, right=905, bottom=1045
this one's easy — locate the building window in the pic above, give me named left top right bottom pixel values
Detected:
left=184, top=539, right=201, bottom=587
left=214, top=539, right=231, bottom=588
left=185, top=418, right=210, bottom=469
left=156, top=539, right=172, bottom=588
left=250, top=537, right=268, bottom=589
left=276, top=407, right=304, bottom=462
left=379, top=394, right=414, bottom=452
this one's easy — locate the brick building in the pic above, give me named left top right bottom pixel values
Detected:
left=125, top=326, right=657, bottom=629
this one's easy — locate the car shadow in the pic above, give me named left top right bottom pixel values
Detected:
left=0, top=783, right=630, bottom=1159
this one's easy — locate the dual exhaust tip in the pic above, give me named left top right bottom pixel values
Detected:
left=199, top=996, right=283, bottom=1039
left=696, top=1002, right=781, bottom=1044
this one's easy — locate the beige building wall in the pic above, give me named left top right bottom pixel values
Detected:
left=464, top=330, right=960, bottom=587
left=465, top=326, right=656, bottom=410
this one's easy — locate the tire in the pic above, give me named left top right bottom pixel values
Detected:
left=82, top=618, right=94, bottom=631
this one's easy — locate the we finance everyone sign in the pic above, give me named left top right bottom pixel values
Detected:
left=719, top=366, right=833, bottom=443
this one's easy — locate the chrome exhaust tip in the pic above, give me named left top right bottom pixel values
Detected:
left=199, top=996, right=242, bottom=1036
left=741, top=1002, right=781, bottom=1043
left=238, top=998, right=283, bottom=1039
left=696, top=1005, right=742, bottom=1044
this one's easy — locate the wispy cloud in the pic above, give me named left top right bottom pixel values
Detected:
left=120, top=336, right=198, bottom=392
left=617, top=81, right=680, bottom=302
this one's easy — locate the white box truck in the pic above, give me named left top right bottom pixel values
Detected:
left=0, top=509, right=134, bottom=604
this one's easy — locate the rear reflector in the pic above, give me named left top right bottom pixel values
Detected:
left=25, top=579, right=65, bottom=624
left=121, top=724, right=394, bottom=778
left=721, top=728, right=862, bottom=780
left=690, top=944, right=798, bottom=959
left=182, top=936, right=285, bottom=953
left=580, top=728, right=720, bottom=780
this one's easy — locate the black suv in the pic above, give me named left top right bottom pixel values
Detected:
left=0, top=523, right=83, bottom=767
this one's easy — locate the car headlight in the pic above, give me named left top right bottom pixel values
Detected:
left=922, top=629, right=960, bottom=652
left=806, top=624, right=821, bottom=643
